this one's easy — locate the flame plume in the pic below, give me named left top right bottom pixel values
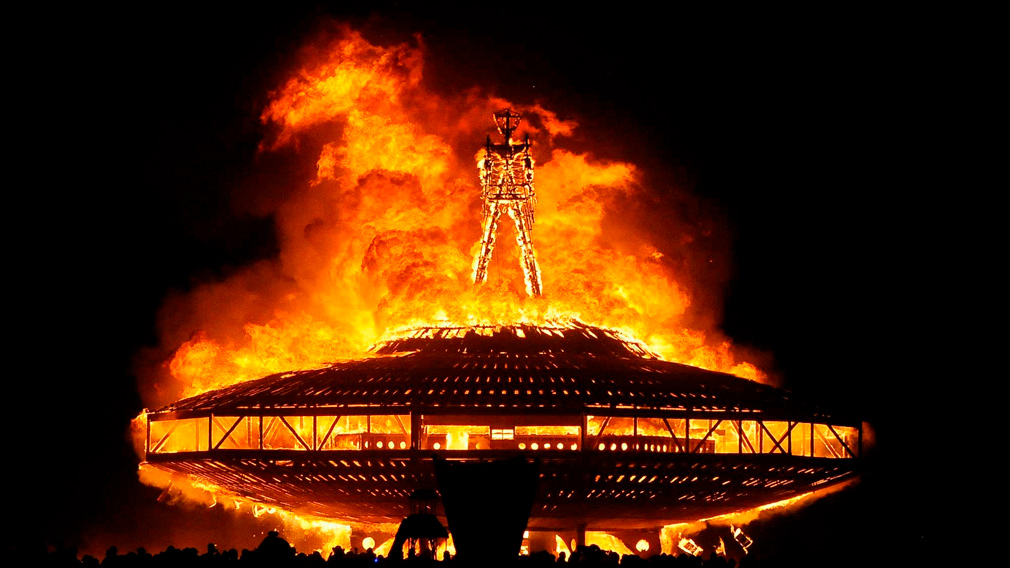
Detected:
left=139, top=24, right=763, bottom=410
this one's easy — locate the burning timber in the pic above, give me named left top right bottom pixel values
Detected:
left=472, top=109, right=543, bottom=297
left=141, top=322, right=861, bottom=534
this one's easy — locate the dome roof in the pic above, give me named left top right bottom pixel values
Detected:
left=159, top=323, right=839, bottom=423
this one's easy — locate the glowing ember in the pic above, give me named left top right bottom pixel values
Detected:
left=678, top=536, right=703, bottom=556
left=731, top=525, right=753, bottom=554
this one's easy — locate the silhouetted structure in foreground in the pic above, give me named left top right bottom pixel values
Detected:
left=389, top=489, right=449, bottom=561
left=434, top=456, right=539, bottom=565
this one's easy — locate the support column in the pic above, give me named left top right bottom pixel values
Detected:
left=411, top=412, right=421, bottom=450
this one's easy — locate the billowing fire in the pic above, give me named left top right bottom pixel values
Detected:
left=137, top=24, right=764, bottom=410
left=129, top=22, right=835, bottom=559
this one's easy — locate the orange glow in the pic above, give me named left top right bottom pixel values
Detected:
left=659, top=481, right=859, bottom=555
left=138, top=25, right=766, bottom=411
left=131, top=22, right=793, bottom=553
left=701, top=479, right=856, bottom=527
left=554, top=535, right=571, bottom=557
left=586, top=532, right=633, bottom=556
left=374, top=537, right=395, bottom=558
left=138, top=463, right=360, bottom=555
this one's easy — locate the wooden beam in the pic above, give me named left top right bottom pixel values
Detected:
left=263, top=416, right=278, bottom=448
left=814, top=427, right=842, bottom=459
left=213, top=416, right=244, bottom=450
left=776, top=422, right=796, bottom=454
left=581, top=412, right=588, bottom=452
left=318, top=416, right=342, bottom=450
left=411, top=412, right=421, bottom=450
left=737, top=421, right=757, bottom=454
left=663, top=418, right=686, bottom=453
left=279, top=416, right=311, bottom=450
left=827, top=424, right=857, bottom=458
left=591, top=416, right=613, bottom=449
left=691, top=420, right=722, bottom=454
left=394, top=414, right=409, bottom=436
left=151, top=421, right=180, bottom=454
left=758, top=421, right=786, bottom=454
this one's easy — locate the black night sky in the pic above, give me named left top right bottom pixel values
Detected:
left=15, top=4, right=936, bottom=565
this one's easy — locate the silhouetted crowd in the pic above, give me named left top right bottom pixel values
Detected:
left=25, top=531, right=784, bottom=568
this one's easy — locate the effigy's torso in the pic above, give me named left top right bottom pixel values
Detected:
left=481, top=145, right=534, bottom=202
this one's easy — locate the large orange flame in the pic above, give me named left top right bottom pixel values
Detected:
left=138, top=24, right=763, bottom=409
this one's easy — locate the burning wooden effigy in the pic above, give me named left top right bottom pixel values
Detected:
left=134, top=29, right=863, bottom=558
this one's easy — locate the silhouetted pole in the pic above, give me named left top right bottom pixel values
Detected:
left=434, top=456, right=539, bottom=566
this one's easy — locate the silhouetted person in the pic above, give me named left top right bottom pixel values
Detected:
left=101, top=546, right=118, bottom=567
left=256, top=530, right=294, bottom=565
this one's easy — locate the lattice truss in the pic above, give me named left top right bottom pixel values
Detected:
left=147, top=413, right=859, bottom=460
left=472, top=110, right=543, bottom=297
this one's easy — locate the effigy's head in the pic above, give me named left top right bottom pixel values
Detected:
left=493, top=109, right=521, bottom=140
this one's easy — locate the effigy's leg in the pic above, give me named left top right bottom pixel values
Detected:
left=508, top=202, right=543, bottom=297
left=472, top=205, right=503, bottom=285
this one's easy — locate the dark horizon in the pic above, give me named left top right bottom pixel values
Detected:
left=16, top=5, right=929, bottom=565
